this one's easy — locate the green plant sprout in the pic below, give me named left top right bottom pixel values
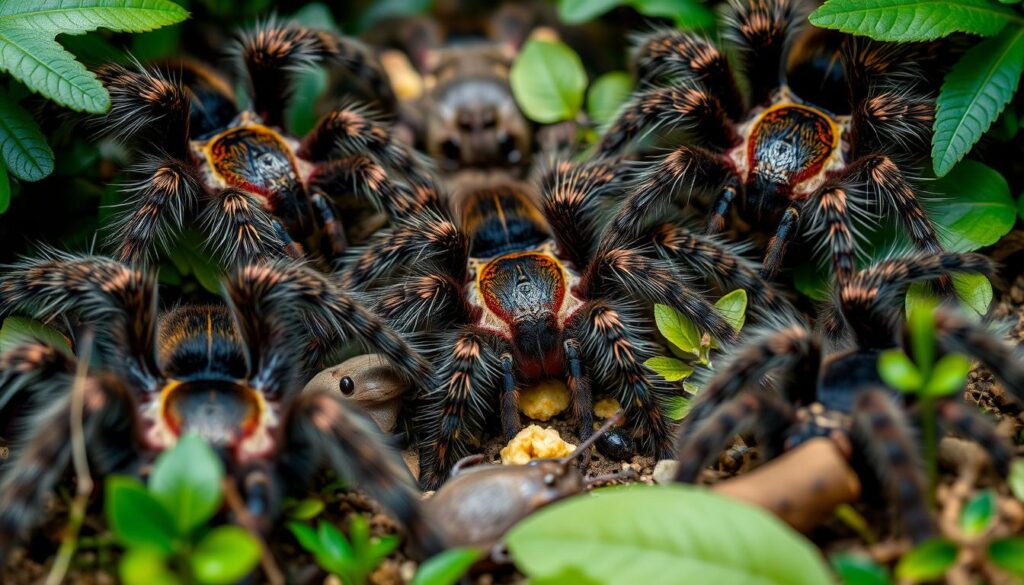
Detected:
left=410, top=548, right=481, bottom=585
left=288, top=516, right=399, bottom=585
left=105, top=435, right=261, bottom=585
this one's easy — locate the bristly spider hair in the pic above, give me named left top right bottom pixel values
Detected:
left=596, top=0, right=949, bottom=289
left=672, top=251, right=1024, bottom=543
left=0, top=251, right=442, bottom=559
left=96, top=20, right=435, bottom=267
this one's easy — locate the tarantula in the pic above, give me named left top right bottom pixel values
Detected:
left=98, top=22, right=428, bottom=265
left=673, top=251, right=1024, bottom=542
left=0, top=252, right=441, bottom=558
left=596, top=0, right=947, bottom=286
left=342, top=156, right=795, bottom=489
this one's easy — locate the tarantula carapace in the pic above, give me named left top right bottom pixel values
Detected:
left=98, top=22, right=428, bottom=266
left=0, top=252, right=441, bottom=557
left=596, top=0, right=946, bottom=286
left=343, top=158, right=795, bottom=489
left=673, top=252, right=1024, bottom=542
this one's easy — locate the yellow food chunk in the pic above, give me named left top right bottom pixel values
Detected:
left=500, top=425, right=576, bottom=465
left=594, top=397, right=622, bottom=421
left=518, top=380, right=570, bottom=421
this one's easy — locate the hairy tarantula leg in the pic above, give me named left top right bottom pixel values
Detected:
left=0, top=376, right=140, bottom=560
left=271, top=220, right=305, bottom=259
left=284, top=391, right=444, bottom=554
left=418, top=328, right=505, bottom=490
left=95, top=64, right=192, bottom=157
left=499, top=353, right=521, bottom=442
left=310, top=191, right=348, bottom=257
left=810, top=187, right=858, bottom=287
left=680, top=325, right=820, bottom=439
left=649, top=224, right=796, bottom=319
left=342, top=214, right=468, bottom=289
left=724, top=0, right=806, bottom=106
left=0, top=342, right=76, bottom=437
left=564, top=339, right=594, bottom=451
left=705, top=176, right=741, bottom=235
left=935, top=399, right=1013, bottom=476
left=308, top=156, right=425, bottom=220
left=376, top=272, right=475, bottom=331
left=111, top=158, right=202, bottom=265
left=539, top=158, right=623, bottom=268
left=596, top=85, right=735, bottom=156
left=236, top=24, right=395, bottom=127
left=674, top=392, right=793, bottom=483
left=200, top=188, right=290, bottom=265
left=850, top=388, right=934, bottom=543
left=933, top=311, right=1024, bottom=403
left=760, top=205, right=801, bottom=281
left=630, top=29, right=745, bottom=119
left=567, top=302, right=672, bottom=459
left=0, top=251, right=160, bottom=390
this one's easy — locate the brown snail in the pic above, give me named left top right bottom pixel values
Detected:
left=302, top=354, right=409, bottom=433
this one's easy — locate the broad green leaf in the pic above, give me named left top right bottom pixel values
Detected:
left=288, top=522, right=324, bottom=558
left=906, top=274, right=992, bottom=318
left=989, top=537, right=1024, bottom=576
left=924, top=354, right=972, bottom=398
left=933, top=27, right=1024, bottom=175
left=878, top=349, right=923, bottom=393
left=714, top=289, right=747, bottom=333
left=0, top=316, right=71, bottom=354
left=412, top=548, right=481, bottom=585
left=168, top=231, right=221, bottom=294
left=894, top=538, right=958, bottom=581
left=632, top=0, right=716, bottom=29
left=832, top=553, right=892, bottom=585
left=105, top=475, right=178, bottom=554
left=191, top=526, right=261, bottom=585
left=318, top=521, right=355, bottom=564
left=0, top=92, right=54, bottom=181
left=809, top=0, right=1017, bottom=42
left=654, top=304, right=702, bottom=355
left=1009, top=460, right=1024, bottom=502
left=149, top=435, right=224, bottom=534
left=587, top=71, right=632, bottom=127
left=507, top=485, right=833, bottom=585
left=510, top=39, right=587, bottom=124
left=0, top=0, right=188, bottom=112
left=557, top=0, right=623, bottom=24
left=960, top=490, right=995, bottom=537
left=288, top=498, right=325, bottom=521
left=644, top=356, right=694, bottom=382
left=665, top=395, right=692, bottom=420
left=927, top=161, right=1016, bottom=251
left=119, top=548, right=179, bottom=585
left=355, top=0, right=432, bottom=32
left=0, top=161, right=8, bottom=214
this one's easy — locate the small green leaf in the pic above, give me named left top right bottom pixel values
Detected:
left=908, top=301, right=937, bottom=381
left=0, top=316, right=71, bottom=354
left=654, top=304, right=702, bottom=355
left=960, top=490, right=996, bottom=537
left=289, top=498, right=325, bottom=521
left=933, top=27, right=1024, bottom=175
left=927, top=161, right=1016, bottom=252
left=665, top=395, right=692, bottom=421
left=644, top=356, right=695, bottom=382
left=632, top=0, right=716, bottom=29
left=191, top=526, right=261, bottom=585
left=318, top=521, right=355, bottom=563
left=809, top=0, right=1016, bottom=42
left=587, top=71, right=632, bottom=127
left=119, top=547, right=179, bottom=585
left=510, top=39, right=587, bottom=124
left=557, top=0, right=623, bottom=24
left=714, top=289, right=747, bottom=333
left=412, top=548, right=481, bottom=585
left=793, top=261, right=831, bottom=302
left=989, top=537, right=1024, bottom=576
left=149, top=434, right=224, bottom=534
left=878, top=349, right=923, bottom=393
left=1008, top=460, right=1024, bottom=502
left=907, top=273, right=992, bottom=318
left=0, top=161, right=8, bottom=214
left=831, top=553, right=892, bottom=585
left=895, top=538, right=958, bottom=581
left=0, top=91, right=54, bottom=181
left=288, top=522, right=324, bottom=557
left=924, top=353, right=972, bottom=398
left=105, top=475, right=178, bottom=553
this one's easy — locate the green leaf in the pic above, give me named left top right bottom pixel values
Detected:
left=0, top=1, right=188, bottom=113
left=878, top=349, right=923, bottom=393
left=793, top=261, right=830, bottom=301
left=653, top=304, right=702, bottom=355
left=714, top=289, right=747, bottom=333
left=119, top=548, right=179, bottom=585
left=288, top=498, right=325, bottom=521
left=933, top=27, right=1024, bottom=175
left=831, top=553, right=892, bottom=585
left=587, top=71, right=632, bottom=127
left=665, top=395, right=692, bottom=421
left=0, top=161, right=8, bottom=214
left=557, top=0, right=623, bottom=24
left=318, top=521, right=355, bottom=564
left=507, top=485, right=833, bottom=585
left=149, top=434, right=224, bottom=535
left=927, top=161, right=1016, bottom=251
left=412, top=548, right=481, bottom=585
left=644, top=356, right=695, bottom=382
left=894, top=538, right=958, bottom=581
left=908, top=301, right=937, bottom=380
left=809, top=0, right=1017, bottom=42
left=105, top=475, right=178, bottom=553
left=907, top=273, right=992, bottom=318
left=168, top=230, right=222, bottom=293
left=191, top=526, right=261, bottom=585
left=960, top=490, right=996, bottom=537
left=1008, top=460, right=1024, bottom=502
left=924, top=353, right=972, bottom=397
left=0, top=91, right=54, bottom=181
left=0, top=316, right=71, bottom=354
left=510, top=39, right=587, bottom=124
left=632, top=0, right=716, bottom=29
left=288, top=522, right=324, bottom=557
left=989, top=537, right=1024, bottom=576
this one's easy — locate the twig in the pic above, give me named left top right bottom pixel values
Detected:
left=45, top=332, right=94, bottom=585
left=221, top=478, right=285, bottom=585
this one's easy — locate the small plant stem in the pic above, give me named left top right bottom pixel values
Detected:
left=922, top=397, right=938, bottom=509
left=221, top=478, right=285, bottom=585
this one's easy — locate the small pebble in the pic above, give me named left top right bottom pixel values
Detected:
left=652, top=459, right=679, bottom=485
left=596, top=427, right=634, bottom=461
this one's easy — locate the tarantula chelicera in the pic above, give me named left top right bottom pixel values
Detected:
left=0, top=252, right=441, bottom=557
left=596, top=0, right=947, bottom=286
left=673, top=252, right=1024, bottom=542
left=343, top=157, right=795, bottom=489
left=98, top=22, right=428, bottom=265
